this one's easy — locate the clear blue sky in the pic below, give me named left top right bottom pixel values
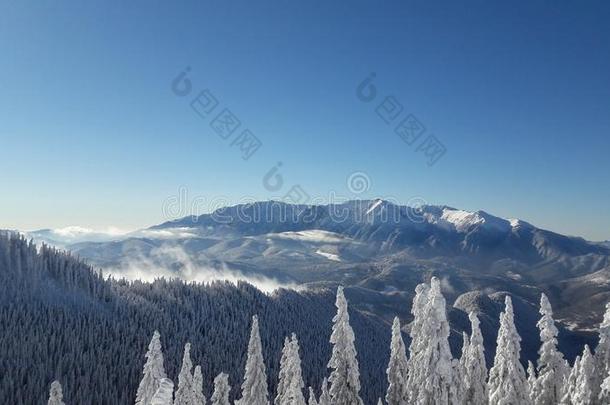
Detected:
left=1, top=0, right=609, bottom=240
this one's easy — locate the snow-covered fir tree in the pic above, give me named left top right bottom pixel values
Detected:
left=488, top=296, right=531, bottom=405
left=459, top=331, right=469, bottom=370
left=595, top=302, right=610, bottom=399
left=385, top=317, right=409, bottom=405
left=151, top=378, right=175, bottom=405
left=527, top=361, right=537, bottom=403
left=210, top=373, right=230, bottom=405
left=532, top=294, right=567, bottom=405
left=136, top=330, right=168, bottom=405
left=276, top=333, right=306, bottom=405
left=406, top=278, right=454, bottom=405
left=287, top=335, right=306, bottom=405
left=275, top=337, right=292, bottom=405
left=48, top=380, right=65, bottom=405
left=572, top=345, right=595, bottom=405
left=307, top=386, right=318, bottom=405
left=560, top=355, right=580, bottom=405
left=454, top=334, right=470, bottom=404
left=318, top=377, right=330, bottom=405
left=174, top=343, right=194, bottom=405
left=457, top=332, right=470, bottom=404
left=328, top=286, right=364, bottom=405
left=237, top=315, right=269, bottom=405
left=405, top=282, right=430, bottom=402
left=192, top=365, right=206, bottom=405
left=462, top=312, right=488, bottom=405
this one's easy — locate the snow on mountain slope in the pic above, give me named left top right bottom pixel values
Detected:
left=365, top=198, right=384, bottom=215
left=443, top=209, right=487, bottom=231
left=315, top=249, right=342, bottom=261
left=33, top=201, right=609, bottom=267
left=269, top=230, right=348, bottom=244
left=423, top=207, right=512, bottom=233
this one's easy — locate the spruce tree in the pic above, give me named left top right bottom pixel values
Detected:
left=488, top=296, right=531, bottom=405
left=572, top=345, right=595, bottom=405
left=405, top=282, right=430, bottom=402
left=308, top=387, right=318, bottom=405
left=276, top=333, right=306, bottom=405
left=459, top=331, right=469, bottom=370
left=174, top=343, right=194, bottom=405
left=48, top=380, right=65, bottom=405
left=560, top=355, right=580, bottom=405
left=286, top=334, right=306, bottom=405
left=328, top=286, right=363, bottom=405
left=275, top=337, right=292, bottom=405
left=318, top=378, right=331, bottom=405
left=532, top=294, right=567, bottom=405
left=192, top=365, right=206, bottom=405
left=136, top=330, right=167, bottom=405
left=462, top=312, right=488, bottom=405
left=527, top=361, right=537, bottom=403
left=210, top=373, right=230, bottom=405
left=237, top=315, right=269, bottom=405
left=385, top=317, right=409, bottom=405
left=407, top=278, right=454, bottom=405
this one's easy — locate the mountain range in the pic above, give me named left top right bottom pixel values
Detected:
left=25, top=200, right=610, bottom=333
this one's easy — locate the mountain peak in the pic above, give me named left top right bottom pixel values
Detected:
left=420, top=206, right=512, bottom=234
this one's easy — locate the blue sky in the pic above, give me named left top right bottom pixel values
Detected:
left=1, top=0, right=609, bottom=240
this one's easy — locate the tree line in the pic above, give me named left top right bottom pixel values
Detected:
left=48, top=278, right=610, bottom=404
left=0, top=232, right=388, bottom=404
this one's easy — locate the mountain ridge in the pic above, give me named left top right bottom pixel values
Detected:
left=20, top=200, right=610, bottom=332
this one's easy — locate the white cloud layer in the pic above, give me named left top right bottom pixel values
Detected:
left=104, top=244, right=301, bottom=293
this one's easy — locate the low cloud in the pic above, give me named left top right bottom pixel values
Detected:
left=104, top=244, right=301, bottom=293
left=25, top=226, right=199, bottom=248
left=24, top=225, right=300, bottom=293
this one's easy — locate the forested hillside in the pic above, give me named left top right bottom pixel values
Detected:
left=2, top=232, right=609, bottom=405
left=0, top=233, right=389, bottom=404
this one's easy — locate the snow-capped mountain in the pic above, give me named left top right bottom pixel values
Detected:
left=147, top=200, right=608, bottom=265
left=38, top=200, right=607, bottom=335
